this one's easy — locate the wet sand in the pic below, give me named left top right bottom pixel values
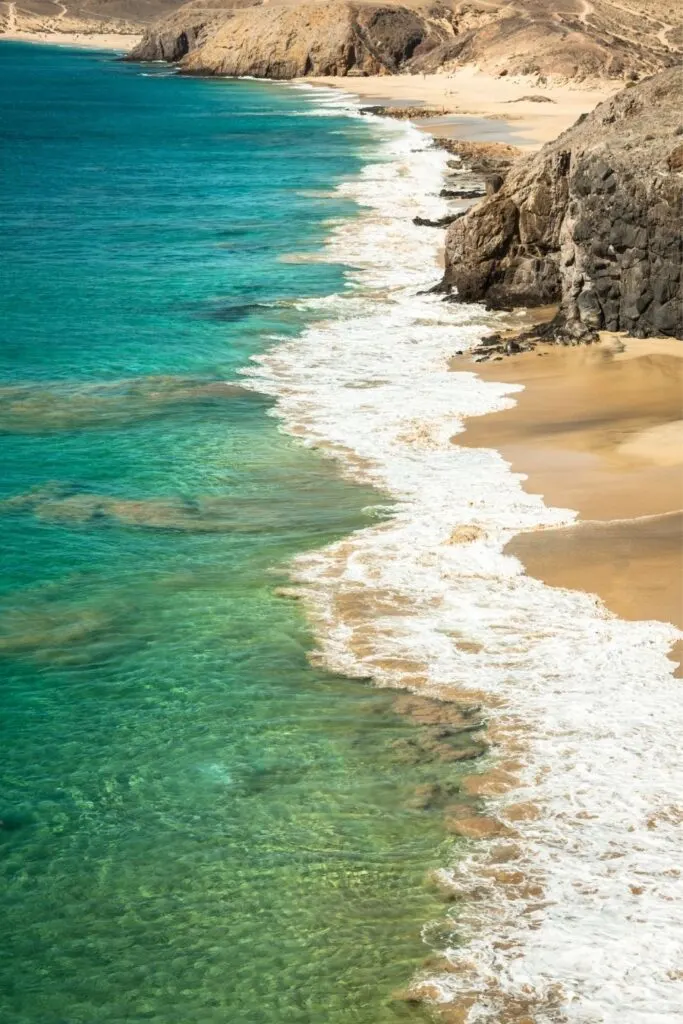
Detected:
left=455, top=336, right=683, bottom=672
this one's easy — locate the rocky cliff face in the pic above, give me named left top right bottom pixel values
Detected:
left=443, top=69, right=683, bottom=340
left=128, top=0, right=458, bottom=74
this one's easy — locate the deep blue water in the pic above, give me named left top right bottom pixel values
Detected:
left=0, top=43, right=453, bottom=1024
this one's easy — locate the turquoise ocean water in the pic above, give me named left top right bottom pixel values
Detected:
left=0, top=43, right=455, bottom=1023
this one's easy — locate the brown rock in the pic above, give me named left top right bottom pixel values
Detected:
left=130, top=1, right=457, bottom=77
left=122, top=0, right=683, bottom=85
left=443, top=69, right=683, bottom=342
left=127, top=0, right=258, bottom=62
left=391, top=982, right=443, bottom=1004
left=404, top=782, right=442, bottom=810
left=668, top=144, right=683, bottom=172
left=392, top=693, right=473, bottom=728
left=503, top=801, right=541, bottom=822
left=447, top=524, right=486, bottom=544
left=461, top=769, right=517, bottom=797
left=446, top=814, right=507, bottom=839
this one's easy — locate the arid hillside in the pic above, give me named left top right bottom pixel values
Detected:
left=0, top=0, right=181, bottom=35
left=440, top=0, right=683, bottom=78
left=2, top=0, right=682, bottom=81
left=123, top=0, right=683, bottom=81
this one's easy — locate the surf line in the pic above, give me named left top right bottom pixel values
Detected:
left=240, top=98, right=683, bottom=1023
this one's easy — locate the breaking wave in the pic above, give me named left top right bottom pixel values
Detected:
left=240, top=103, right=683, bottom=1023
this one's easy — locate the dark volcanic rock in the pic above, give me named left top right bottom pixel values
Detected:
left=413, top=212, right=465, bottom=228
left=440, top=187, right=486, bottom=200
left=360, top=105, right=447, bottom=119
left=509, top=94, right=556, bottom=103
left=443, top=69, right=683, bottom=341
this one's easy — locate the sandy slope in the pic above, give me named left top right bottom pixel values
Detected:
left=0, top=25, right=140, bottom=47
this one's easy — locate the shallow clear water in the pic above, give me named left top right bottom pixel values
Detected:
left=0, top=44, right=455, bottom=1024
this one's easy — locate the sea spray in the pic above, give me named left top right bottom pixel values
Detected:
left=242, top=99, right=683, bottom=1022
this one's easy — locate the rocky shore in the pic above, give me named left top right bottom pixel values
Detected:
left=121, top=2, right=683, bottom=349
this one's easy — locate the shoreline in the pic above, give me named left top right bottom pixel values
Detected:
left=6, top=52, right=680, bottom=1016
left=310, top=74, right=682, bottom=664
left=0, top=30, right=140, bottom=50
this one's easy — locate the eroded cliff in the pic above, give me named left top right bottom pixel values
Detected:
left=443, top=69, right=683, bottom=341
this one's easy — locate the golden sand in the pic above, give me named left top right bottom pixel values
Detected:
left=456, top=336, right=683, bottom=673
left=306, top=67, right=616, bottom=150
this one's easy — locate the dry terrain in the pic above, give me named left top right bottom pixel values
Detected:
left=0, top=0, right=178, bottom=36
left=3, top=0, right=669, bottom=82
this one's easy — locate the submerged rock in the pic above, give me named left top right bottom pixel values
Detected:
left=0, top=482, right=360, bottom=535
left=0, top=375, right=247, bottom=433
left=442, top=68, right=683, bottom=342
left=0, top=589, right=129, bottom=667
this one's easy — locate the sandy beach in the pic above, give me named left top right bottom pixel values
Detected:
left=0, top=30, right=140, bottom=49
left=312, top=67, right=683, bottom=674
left=308, top=66, right=617, bottom=149
left=457, top=336, right=683, bottom=671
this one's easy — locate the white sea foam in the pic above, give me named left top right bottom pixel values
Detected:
left=240, top=105, right=683, bottom=1022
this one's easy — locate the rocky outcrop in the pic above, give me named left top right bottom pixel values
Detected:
left=443, top=69, right=683, bottom=341
left=128, top=0, right=458, bottom=76
left=0, top=0, right=185, bottom=37
left=435, top=138, right=521, bottom=184
left=127, top=0, right=260, bottom=62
